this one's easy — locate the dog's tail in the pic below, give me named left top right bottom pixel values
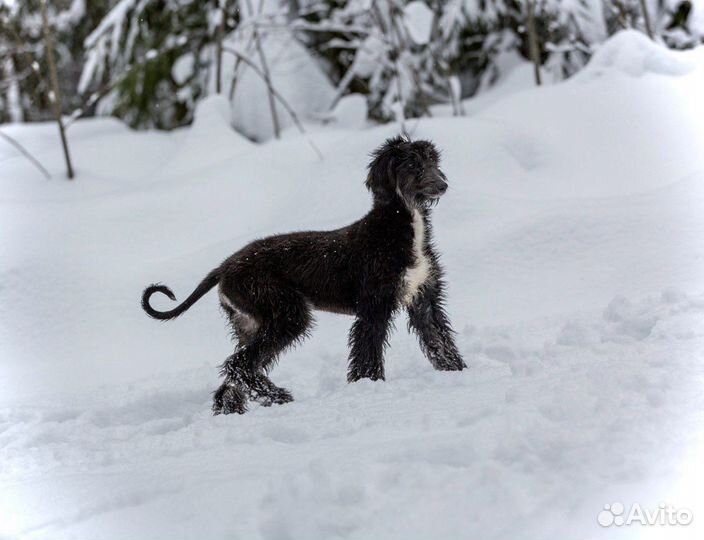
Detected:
left=142, top=268, right=221, bottom=321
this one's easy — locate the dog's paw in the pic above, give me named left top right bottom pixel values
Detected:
left=246, top=372, right=294, bottom=407
left=250, top=384, right=294, bottom=407
left=263, top=387, right=294, bottom=407
left=347, top=365, right=386, bottom=383
left=212, top=383, right=248, bottom=415
left=434, top=352, right=467, bottom=372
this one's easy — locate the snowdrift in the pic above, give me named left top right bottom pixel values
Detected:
left=1, top=31, right=704, bottom=540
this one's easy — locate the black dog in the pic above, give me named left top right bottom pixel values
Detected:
left=142, top=136, right=466, bottom=414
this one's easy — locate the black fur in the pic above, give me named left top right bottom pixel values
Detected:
left=142, top=136, right=466, bottom=415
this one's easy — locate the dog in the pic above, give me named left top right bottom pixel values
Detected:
left=142, top=136, right=466, bottom=414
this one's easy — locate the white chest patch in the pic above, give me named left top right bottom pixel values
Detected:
left=402, top=210, right=432, bottom=306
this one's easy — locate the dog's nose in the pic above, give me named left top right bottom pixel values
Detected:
left=437, top=180, right=448, bottom=194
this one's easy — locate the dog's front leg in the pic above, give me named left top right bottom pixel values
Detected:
left=407, top=277, right=466, bottom=372
left=347, top=293, right=397, bottom=383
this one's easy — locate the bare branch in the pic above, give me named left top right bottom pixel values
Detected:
left=222, top=45, right=323, bottom=159
left=243, top=0, right=281, bottom=139
left=253, top=30, right=281, bottom=139
left=0, top=130, right=51, bottom=180
left=41, top=0, right=74, bottom=179
left=526, top=0, right=542, bottom=86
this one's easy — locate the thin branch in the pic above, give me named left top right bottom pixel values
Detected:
left=526, top=0, right=542, bottom=86
left=0, top=130, right=51, bottom=180
left=222, top=45, right=323, bottom=159
left=228, top=45, right=246, bottom=101
left=326, top=37, right=395, bottom=111
left=327, top=59, right=360, bottom=112
left=253, top=30, right=281, bottom=139
left=243, top=0, right=281, bottom=139
left=228, top=30, right=258, bottom=101
left=41, top=0, right=74, bottom=179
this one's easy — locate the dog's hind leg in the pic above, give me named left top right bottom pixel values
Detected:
left=212, top=305, right=260, bottom=415
left=212, top=359, right=249, bottom=415
left=220, top=291, right=259, bottom=346
left=213, top=284, right=313, bottom=414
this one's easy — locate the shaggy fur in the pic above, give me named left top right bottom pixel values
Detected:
left=142, top=136, right=466, bottom=415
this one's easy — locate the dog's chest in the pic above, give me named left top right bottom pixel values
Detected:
left=401, top=210, right=432, bottom=305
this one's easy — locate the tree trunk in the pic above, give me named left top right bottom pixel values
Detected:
left=41, top=0, right=74, bottom=179
left=215, top=0, right=226, bottom=93
left=526, top=0, right=542, bottom=86
left=639, top=0, right=654, bottom=39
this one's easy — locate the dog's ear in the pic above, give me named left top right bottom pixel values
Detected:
left=366, top=136, right=407, bottom=198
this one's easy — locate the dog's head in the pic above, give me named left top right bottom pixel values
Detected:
left=366, top=136, right=448, bottom=209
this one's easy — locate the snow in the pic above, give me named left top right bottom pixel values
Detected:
left=582, top=30, right=696, bottom=77
left=54, top=0, right=86, bottom=32
left=349, top=34, right=385, bottom=78
left=226, top=29, right=337, bottom=141
left=329, top=94, right=369, bottom=130
left=404, top=1, right=434, bottom=45
left=2, top=32, right=704, bottom=539
left=172, top=52, right=195, bottom=85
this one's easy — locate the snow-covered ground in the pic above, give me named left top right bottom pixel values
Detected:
left=1, top=31, right=704, bottom=539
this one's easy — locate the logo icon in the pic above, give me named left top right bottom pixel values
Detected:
left=597, top=502, right=693, bottom=527
left=598, top=503, right=625, bottom=527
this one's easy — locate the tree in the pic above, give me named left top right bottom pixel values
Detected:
left=79, top=0, right=240, bottom=129
left=6, top=0, right=702, bottom=134
left=0, top=0, right=112, bottom=124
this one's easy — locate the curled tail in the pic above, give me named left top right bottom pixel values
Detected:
left=142, top=268, right=221, bottom=320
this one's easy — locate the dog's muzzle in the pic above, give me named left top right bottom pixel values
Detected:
left=424, top=174, right=448, bottom=199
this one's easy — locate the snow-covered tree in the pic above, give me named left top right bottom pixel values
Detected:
left=221, top=0, right=337, bottom=141
left=0, top=0, right=111, bottom=123
left=78, top=0, right=241, bottom=129
left=457, top=0, right=605, bottom=87
left=295, top=0, right=474, bottom=122
left=5, top=0, right=702, bottom=131
left=294, top=0, right=608, bottom=122
left=654, top=0, right=703, bottom=49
